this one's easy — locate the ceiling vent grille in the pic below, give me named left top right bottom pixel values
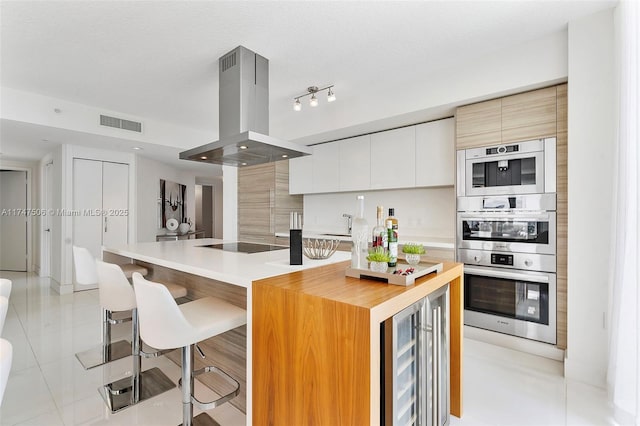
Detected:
left=100, top=115, right=143, bottom=133
left=221, top=51, right=236, bottom=72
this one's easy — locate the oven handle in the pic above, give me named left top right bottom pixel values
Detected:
left=459, top=212, right=550, bottom=221
left=464, top=266, right=550, bottom=283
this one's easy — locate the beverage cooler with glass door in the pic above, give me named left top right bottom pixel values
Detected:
left=382, top=284, right=450, bottom=426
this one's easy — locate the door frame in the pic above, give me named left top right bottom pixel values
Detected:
left=0, top=163, right=32, bottom=272
left=40, top=157, right=53, bottom=277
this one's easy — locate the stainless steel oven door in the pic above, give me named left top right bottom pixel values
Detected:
left=457, top=211, right=556, bottom=255
left=464, top=265, right=556, bottom=345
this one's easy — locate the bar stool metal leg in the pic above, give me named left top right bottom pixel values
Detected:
left=99, top=308, right=175, bottom=413
left=182, top=344, right=194, bottom=426
left=75, top=308, right=131, bottom=370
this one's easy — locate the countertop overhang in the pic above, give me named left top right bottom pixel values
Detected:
left=102, top=238, right=351, bottom=288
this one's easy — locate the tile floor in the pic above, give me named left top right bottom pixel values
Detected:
left=0, top=271, right=617, bottom=425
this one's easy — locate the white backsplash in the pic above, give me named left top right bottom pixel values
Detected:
left=303, top=187, right=455, bottom=238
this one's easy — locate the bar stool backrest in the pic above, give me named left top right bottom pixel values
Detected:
left=72, top=246, right=98, bottom=286
left=95, top=260, right=137, bottom=312
left=0, top=279, right=11, bottom=299
left=132, top=273, right=193, bottom=350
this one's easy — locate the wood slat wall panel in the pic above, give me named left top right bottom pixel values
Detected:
left=135, top=261, right=249, bottom=413
left=556, top=83, right=568, bottom=349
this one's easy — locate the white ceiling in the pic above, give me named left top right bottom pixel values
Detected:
left=0, top=0, right=616, bottom=169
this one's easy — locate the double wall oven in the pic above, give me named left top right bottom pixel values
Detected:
left=456, top=138, right=557, bottom=345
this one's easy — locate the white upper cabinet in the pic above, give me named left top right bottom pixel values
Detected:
left=312, top=142, right=340, bottom=193
left=370, top=126, right=416, bottom=189
left=415, top=118, right=455, bottom=187
left=289, top=119, right=453, bottom=194
left=339, top=135, right=371, bottom=191
left=289, top=154, right=313, bottom=195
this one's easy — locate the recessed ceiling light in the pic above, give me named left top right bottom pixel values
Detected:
left=241, top=162, right=247, bottom=166
left=200, top=156, right=208, bottom=160
left=239, top=145, right=247, bottom=150
left=132, top=147, right=143, bottom=151
left=281, top=154, right=288, bottom=158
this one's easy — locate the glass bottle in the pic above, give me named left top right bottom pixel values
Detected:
left=387, top=219, right=398, bottom=268
left=351, top=195, right=369, bottom=269
left=386, top=208, right=398, bottom=232
left=372, top=205, right=388, bottom=250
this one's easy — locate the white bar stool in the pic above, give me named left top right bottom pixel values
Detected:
left=73, top=245, right=135, bottom=369
left=0, top=279, right=11, bottom=299
left=73, top=245, right=188, bottom=370
left=0, top=338, right=12, bottom=407
left=95, top=260, right=179, bottom=413
left=132, top=273, right=247, bottom=426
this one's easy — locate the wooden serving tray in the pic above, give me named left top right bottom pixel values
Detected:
left=345, top=260, right=443, bottom=286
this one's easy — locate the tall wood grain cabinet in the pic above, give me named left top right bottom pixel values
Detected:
left=455, top=84, right=568, bottom=350
left=238, top=160, right=302, bottom=243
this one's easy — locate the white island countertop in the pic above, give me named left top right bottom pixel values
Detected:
left=103, top=238, right=351, bottom=288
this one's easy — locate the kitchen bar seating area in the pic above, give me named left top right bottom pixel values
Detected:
left=0, top=270, right=615, bottom=425
left=1, top=1, right=638, bottom=425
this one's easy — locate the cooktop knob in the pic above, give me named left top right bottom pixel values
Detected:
left=524, top=259, right=533, bottom=267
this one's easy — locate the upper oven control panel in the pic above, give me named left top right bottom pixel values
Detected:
left=458, top=249, right=556, bottom=273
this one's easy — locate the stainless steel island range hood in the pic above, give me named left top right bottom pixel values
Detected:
left=180, top=46, right=312, bottom=167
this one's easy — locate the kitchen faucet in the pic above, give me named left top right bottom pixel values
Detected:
left=342, top=214, right=353, bottom=235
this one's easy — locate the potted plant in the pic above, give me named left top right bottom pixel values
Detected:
left=402, top=242, right=425, bottom=265
left=367, top=247, right=390, bottom=272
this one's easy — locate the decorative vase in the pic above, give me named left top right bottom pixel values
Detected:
left=178, top=223, right=191, bottom=235
left=405, top=253, right=421, bottom=265
left=369, top=261, right=388, bottom=273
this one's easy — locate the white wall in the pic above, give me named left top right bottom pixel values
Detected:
left=135, top=156, right=196, bottom=243
left=1, top=87, right=212, bottom=150
left=565, top=8, right=615, bottom=388
left=304, top=187, right=455, bottom=239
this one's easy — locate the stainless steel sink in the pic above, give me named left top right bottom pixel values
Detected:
left=320, top=233, right=351, bottom=238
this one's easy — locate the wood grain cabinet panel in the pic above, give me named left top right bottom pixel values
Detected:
left=455, top=99, right=502, bottom=149
left=239, top=161, right=302, bottom=243
left=502, top=86, right=557, bottom=143
left=555, top=83, right=568, bottom=349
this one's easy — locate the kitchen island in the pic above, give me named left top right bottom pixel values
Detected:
left=103, top=238, right=463, bottom=425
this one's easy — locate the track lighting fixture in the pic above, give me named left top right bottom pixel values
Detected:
left=292, top=85, right=335, bottom=111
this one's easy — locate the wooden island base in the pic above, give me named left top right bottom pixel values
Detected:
left=252, top=260, right=464, bottom=425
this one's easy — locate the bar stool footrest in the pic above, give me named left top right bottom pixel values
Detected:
left=191, top=365, right=240, bottom=410
left=99, top=367, right=176, bottom=414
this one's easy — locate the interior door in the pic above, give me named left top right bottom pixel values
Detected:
left=0, top=170, right=27, bottom=271
left=73, top=159, right=103, bottom=260
left=102, top=162, right=129, bottom=248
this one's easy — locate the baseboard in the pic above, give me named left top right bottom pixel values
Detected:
left=51, top=278, right=73, bottom=295
left=465, top=325, right=565, bottom=362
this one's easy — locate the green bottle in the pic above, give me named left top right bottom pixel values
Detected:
left=387, top=220, right=398, bottom=267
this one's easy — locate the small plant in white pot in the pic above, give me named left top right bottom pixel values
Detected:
left=367, top=247, right=390, bottom=273
left=402, top=243, right=425, bottom=265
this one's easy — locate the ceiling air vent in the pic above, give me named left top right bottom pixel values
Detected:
left=100, top=115, right=143, bottom=133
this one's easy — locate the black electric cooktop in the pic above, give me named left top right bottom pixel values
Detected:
left=198, top=242, right=287, bottom=254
